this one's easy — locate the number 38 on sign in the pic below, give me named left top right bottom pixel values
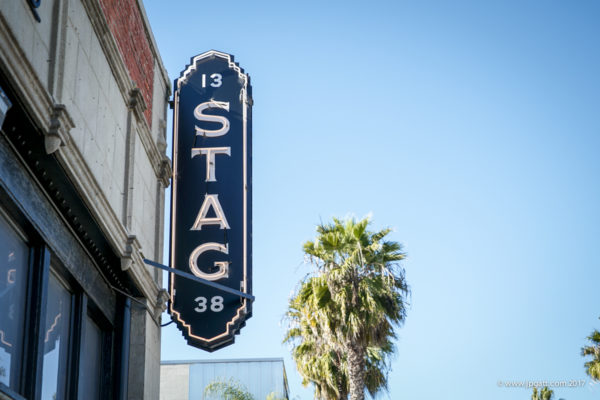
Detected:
left=169, top=51, right=253, bottom=352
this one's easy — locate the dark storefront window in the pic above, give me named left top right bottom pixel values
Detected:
left=41, top=273, right=72, bottom=400
left=0, top=212, right=28, bottom=392
left=0, top=207, right=120, bottom=400
left=78, top=315, right=104, bottom=400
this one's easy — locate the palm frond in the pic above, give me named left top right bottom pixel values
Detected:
left=582, top=328, right=600, bottom=381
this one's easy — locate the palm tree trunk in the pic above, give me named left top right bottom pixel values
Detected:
left=347, top=340, right=366, bottom=400
left=336, top=373, right=348, bottom=400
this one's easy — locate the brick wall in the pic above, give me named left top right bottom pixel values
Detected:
left=99, top=0, right=154, bottom=127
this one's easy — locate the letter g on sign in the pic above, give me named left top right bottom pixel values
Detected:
left=188, top=243, right=230, bottom=281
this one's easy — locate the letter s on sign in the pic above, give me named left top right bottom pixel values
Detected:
left=189, top=242, right=230, bottom=281
left=194, top=101, right=230, bottom=137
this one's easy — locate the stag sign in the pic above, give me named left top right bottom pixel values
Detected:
left=169, top=51, right=252, bottom=351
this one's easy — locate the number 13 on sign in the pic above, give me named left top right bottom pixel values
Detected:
left=201, top=73, right=222, bottom=88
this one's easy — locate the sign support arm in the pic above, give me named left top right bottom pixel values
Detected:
left=143, top=259, right=255, bottom=301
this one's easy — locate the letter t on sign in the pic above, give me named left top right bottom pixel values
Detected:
left=191, top=147, right=231, bottom=182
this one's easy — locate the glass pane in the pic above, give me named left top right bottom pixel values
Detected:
left=41, top=274, right=71, bottom=400
left=77, top=315, right=103, bottom=400
left=0, top=213, right=28, bottom=391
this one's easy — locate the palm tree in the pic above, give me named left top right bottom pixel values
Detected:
left=285, top=275, right=396, bottom=399
left=581, top=327, right=600, bottom=381
left=531, top=386, right=553, bottom=400
left=203, top=379, right=286, bottom=400
left=203, top=379, right=254, bottom=400
left=285, top=275, right=349, bottom=399
left=285, top=217, right=409, bottom=400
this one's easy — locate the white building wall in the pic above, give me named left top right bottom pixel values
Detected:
left=160, top=364, right=190, bottom=400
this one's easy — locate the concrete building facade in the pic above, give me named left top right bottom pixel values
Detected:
left=0, top=0, right=170, bottom=398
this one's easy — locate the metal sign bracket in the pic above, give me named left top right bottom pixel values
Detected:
left=143, top=259, right=255, bottom=301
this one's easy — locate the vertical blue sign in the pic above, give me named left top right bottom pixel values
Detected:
left=169, top=51, right=252, bottom=351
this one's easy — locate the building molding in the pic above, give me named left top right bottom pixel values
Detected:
left=153, top=289, right=169, bottom=321
left=120, top=234, right=137, bottom=271
left=47, top=0, right=70, bottom=101
left=156, top=119, right=172, bottom=188
left=128, top=87, right=147, bottom=116
left=45, top=103, right=75, bottom=154
left=123, top=91, right=138, bottom=231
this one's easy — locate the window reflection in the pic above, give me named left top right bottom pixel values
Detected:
left=41, top=273, right=72, bottom=400
left=78, top=315, right=103, bottom=400
left=0, top=214, right=28, bottom=391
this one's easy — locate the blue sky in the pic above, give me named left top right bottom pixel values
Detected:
left=144, top=1, right=600, bottom=398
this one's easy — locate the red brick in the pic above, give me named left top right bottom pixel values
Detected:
left=99, top=0, right=154, bottom=127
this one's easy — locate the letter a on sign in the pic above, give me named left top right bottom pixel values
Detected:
left=169, top=51, right=252, bottom=351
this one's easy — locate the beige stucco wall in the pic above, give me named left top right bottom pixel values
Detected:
left=160, top=364, right=191, bottom=400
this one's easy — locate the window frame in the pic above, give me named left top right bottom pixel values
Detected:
left=40, top=269, right=76, bottom=400
left=77, top=302, right=114, bottom=400
left=0, top=206, right=32, bottom=394
left=0, top=208, right=118, bottom=400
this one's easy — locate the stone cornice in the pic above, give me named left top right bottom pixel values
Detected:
left=159, top=155, right=172, bottom=188
left=128, top=87, right=147, bottom=116
left=45, top=104, right=75, bottom=154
